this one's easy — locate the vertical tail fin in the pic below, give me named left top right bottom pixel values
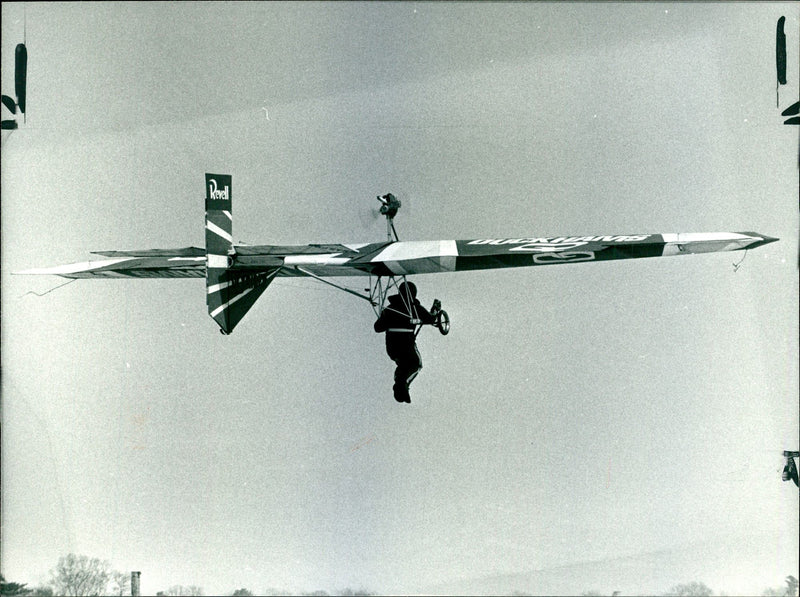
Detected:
left=205, top=172, right=233, bottom=266
left=205, top=173, right=277, bottom=334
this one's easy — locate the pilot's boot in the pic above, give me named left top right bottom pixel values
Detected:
left=393, top=381, right=410, bottom=403
left=783, top=457, right=798, bottom=486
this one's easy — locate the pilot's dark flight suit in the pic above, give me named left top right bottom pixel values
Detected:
left=374, top=288, right=435, bottom=403
left=783, top=455, right=799, bottom=488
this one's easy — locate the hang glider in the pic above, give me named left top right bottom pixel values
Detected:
left=16, top=173, right=778, bottom=334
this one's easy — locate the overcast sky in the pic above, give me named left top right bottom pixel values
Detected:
left=2, top=2, right=798, bottom=595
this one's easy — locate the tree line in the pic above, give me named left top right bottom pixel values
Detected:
left=0, top=555, right=200, bottom=597
left=2, top=556, right=797, bottom=596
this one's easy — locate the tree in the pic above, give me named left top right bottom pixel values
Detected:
left=49, top=554, right=112, bottom=597
left=665, top=581, right=714, bottom=597
left=763, top=579, right=800, bottom=597
left=109, top=571, right=130, bottom=597
left=1, top=574, right=32, bottom=596
left=231, top=590, right=253, bottom=596
left=165, top=585, right=204, bottom=596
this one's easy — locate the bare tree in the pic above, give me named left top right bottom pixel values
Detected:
left=49, top=554, right=112, bottom=597
left=109, top=571, right=130, bottom=597
left=664, top=581, right=714, bottom=597
left=165, top=585, right=204, bottom=596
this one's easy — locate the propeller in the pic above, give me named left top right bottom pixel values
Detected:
left=357, top=190, right=413, bottom=238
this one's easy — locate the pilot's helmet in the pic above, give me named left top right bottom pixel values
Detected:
left=398, top=281, right=417, bottom=299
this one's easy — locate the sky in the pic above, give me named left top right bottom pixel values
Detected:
left=2, top=2, right=798, bottom=596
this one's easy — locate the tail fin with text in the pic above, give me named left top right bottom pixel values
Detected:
left=205, top=173, right=277, bottom=334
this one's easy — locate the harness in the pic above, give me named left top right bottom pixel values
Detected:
left=382, top=282, right=423, bottom=336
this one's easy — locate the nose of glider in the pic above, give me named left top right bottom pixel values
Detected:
left=742, top=232, right=779, bottom=249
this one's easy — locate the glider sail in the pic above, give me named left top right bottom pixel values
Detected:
left=14, top=174, right=778, bottom=334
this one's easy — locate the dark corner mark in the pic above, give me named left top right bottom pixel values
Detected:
left=776, top=17, right=799, bottom=125
left=1, top=43, right=26, bottom=131
left=777, top=16, right=787, bottom=87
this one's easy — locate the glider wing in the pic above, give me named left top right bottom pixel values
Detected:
left=356, top=233, right=778, bottom=276
left=14, top=172, right=778, bottom=334
left=15, top=248, right=206, bottom=278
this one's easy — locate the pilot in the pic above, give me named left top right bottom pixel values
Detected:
left=783, top=454, right=798, bottom=488
left=374, top=281, right=439, bottom=403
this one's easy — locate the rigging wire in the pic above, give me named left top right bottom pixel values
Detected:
left=732, top=249, right=748, bottom=272
left=20, top=278, right=77, bottom=297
